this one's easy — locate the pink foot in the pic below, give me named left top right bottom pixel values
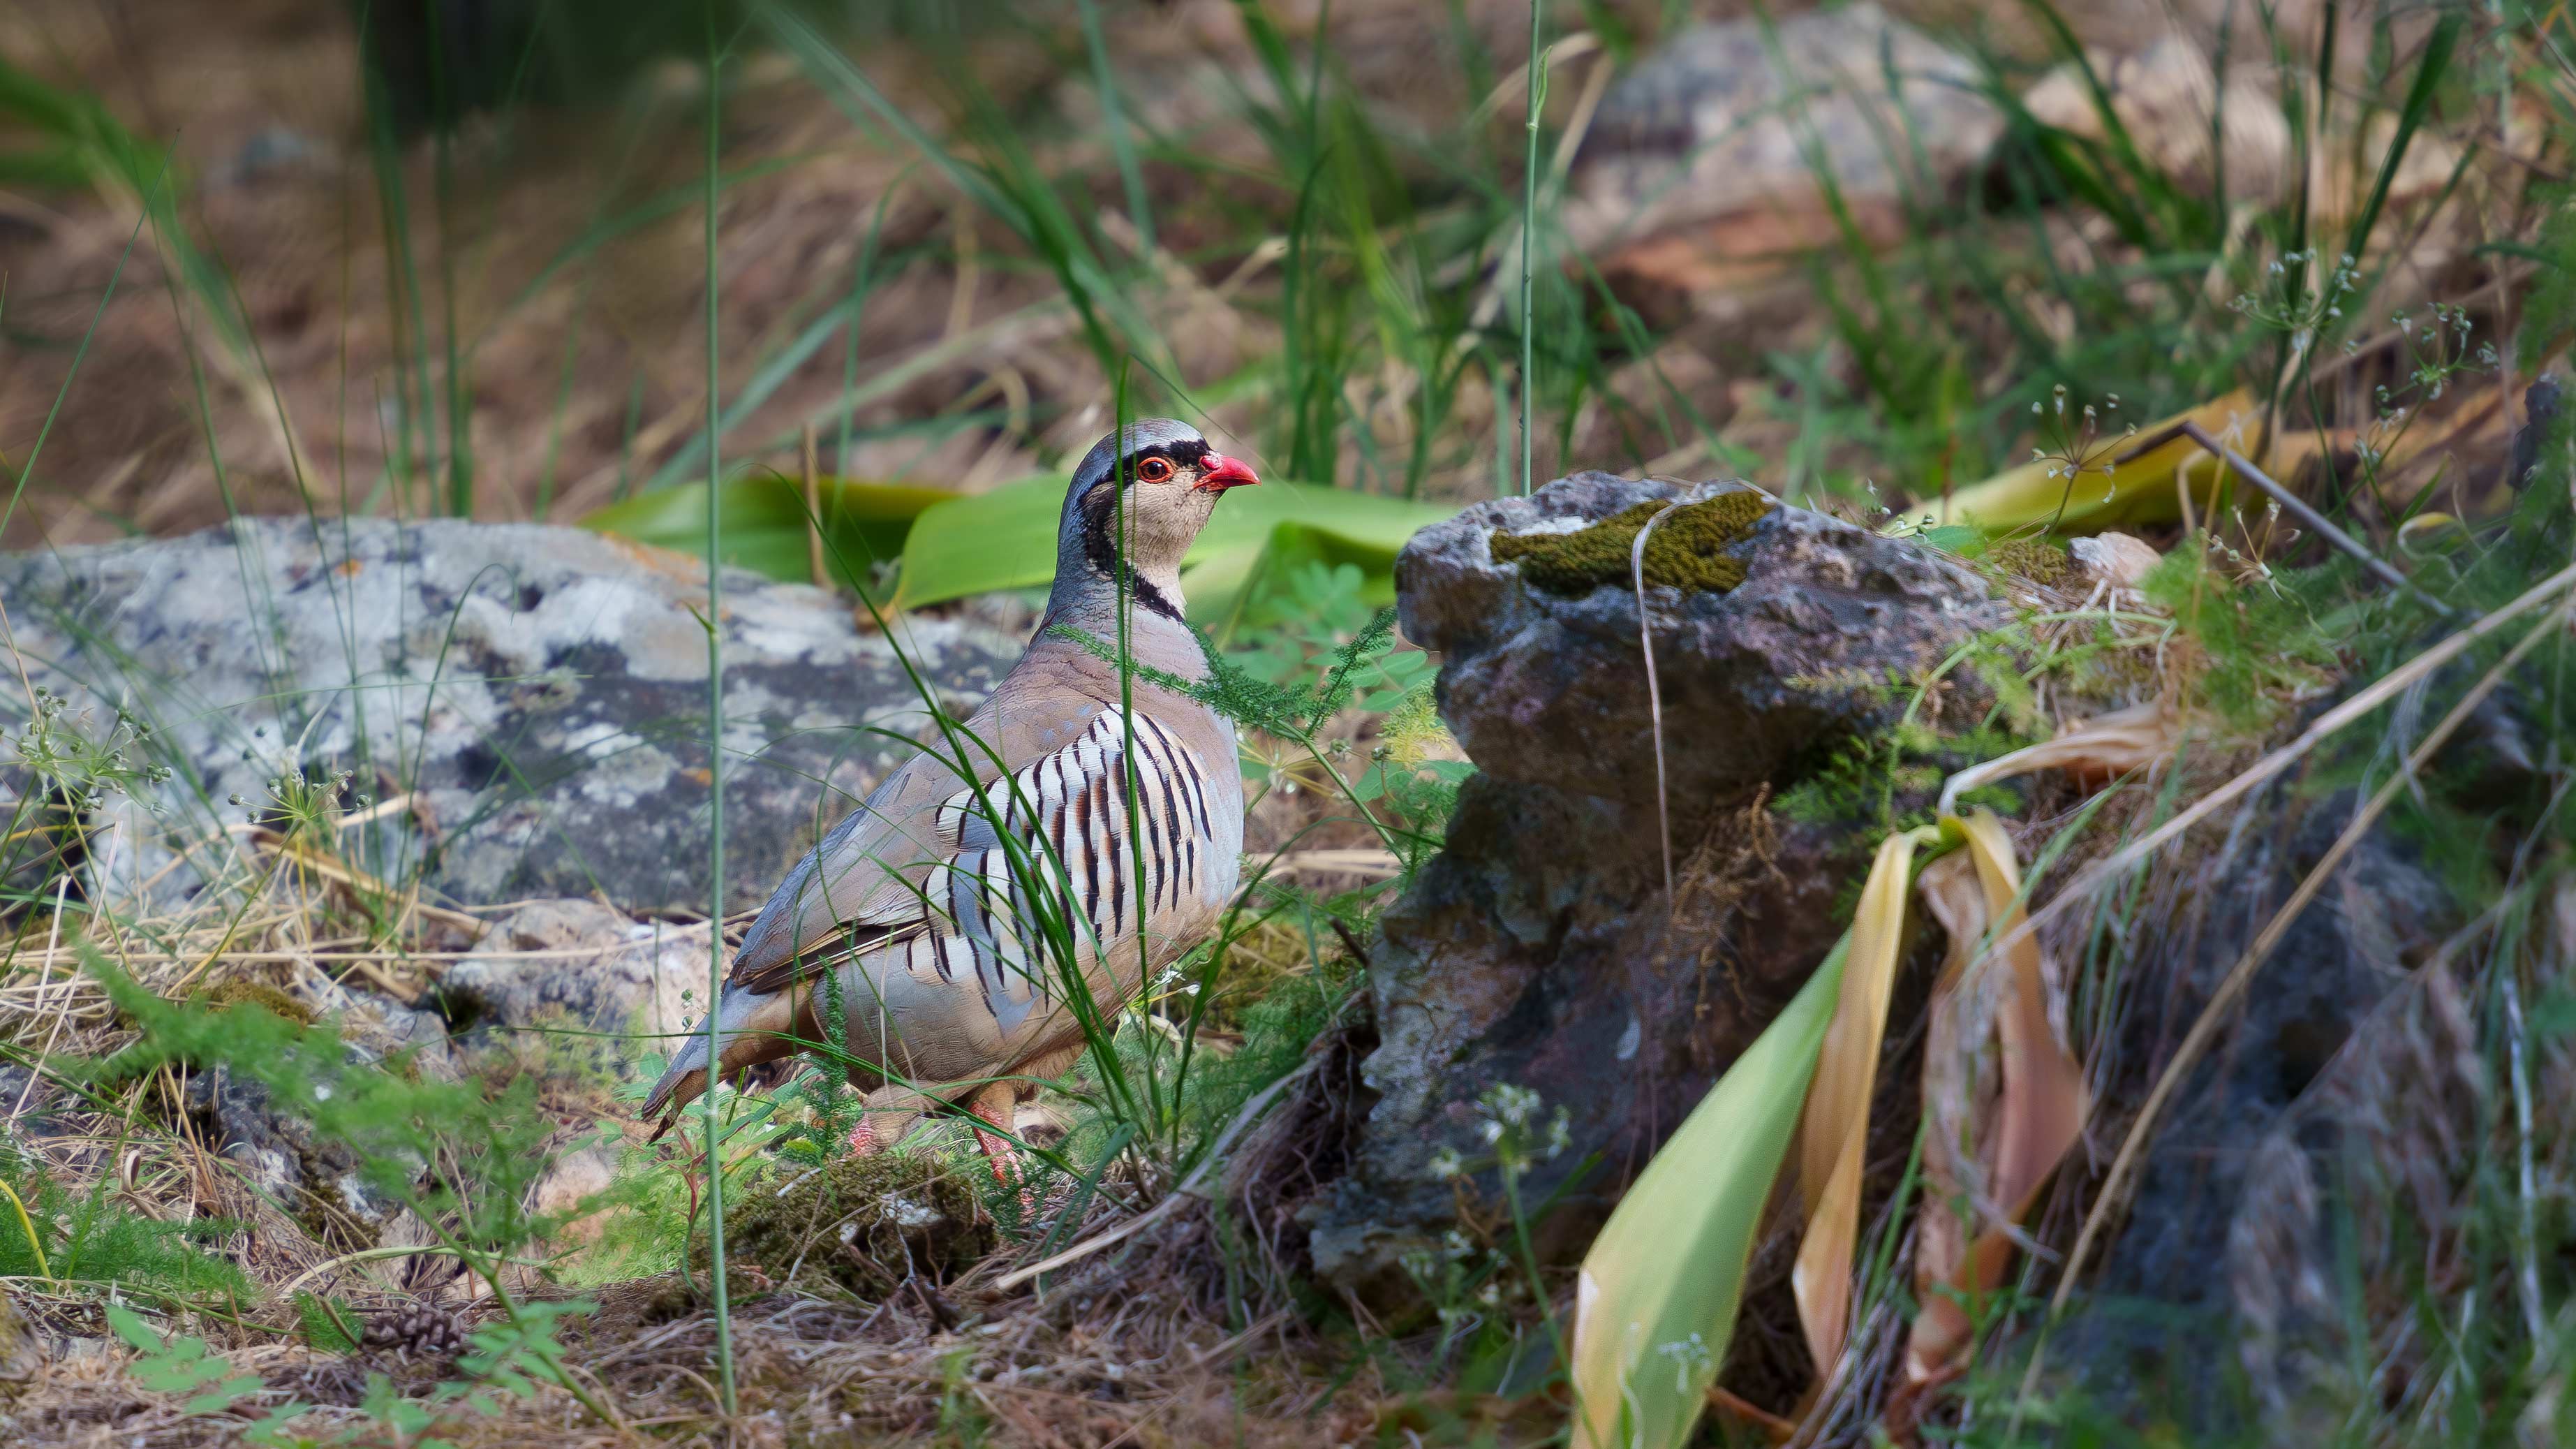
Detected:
left=968, top=1093, right=1041, bottom=1217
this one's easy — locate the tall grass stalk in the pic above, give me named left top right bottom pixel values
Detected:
left=698, top=20, right=736, bottom=1417
left=1520, top=0, right=1543, bottom=497
left=1109, top=370, right=1152, bottom=1129
left=1, top=160, right=161, bottom=538
left=1076, top=0, right=1153, bottom=256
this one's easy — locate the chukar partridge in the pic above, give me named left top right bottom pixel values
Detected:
left=642, top=420, right=1257, bottom=1178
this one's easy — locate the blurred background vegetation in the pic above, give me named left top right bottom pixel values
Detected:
left=6, top=0, right=2575, bottom=1443
left=6, top=0, right=2503, bottom=563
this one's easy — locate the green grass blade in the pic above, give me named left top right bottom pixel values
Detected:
left=1076, top=0, right=1154, bottom=254
left=2337, top=12, right=2463, bottom=270
left=698, top=19, right=736, bottom=1416
left=1520, top=0, right=1545, bottom=498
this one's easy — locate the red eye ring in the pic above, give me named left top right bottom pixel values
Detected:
left=1136, top=457, right=1174, bottom=483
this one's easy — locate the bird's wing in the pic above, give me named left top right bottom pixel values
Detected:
left=726, top=694, right=1035, bottom=997
left=726, top=678, right=1226, bottom=1015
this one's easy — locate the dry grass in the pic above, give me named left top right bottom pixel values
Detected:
left=0, top=725, right=1413, bottom=1449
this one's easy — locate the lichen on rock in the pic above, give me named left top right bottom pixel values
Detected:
left=1488, top=490, right=1771, bottom=596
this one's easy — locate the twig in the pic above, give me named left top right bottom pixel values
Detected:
left=10, top=874, right=75, bottom=1124
left=1976, top=559, right=2576, bottom=978
left=1269, top=848, right=1402, bottom=879
left=2503, top=972, right=2546, bottom=1346
left=245, top=830, right=486, bottom=937
left=993, top=1055, right=1320, bottom=1290
left=1516, top=0, right=1545, bottom=497
left=2013, top=589, right=2573, bottom=1426
left=2118, top=420, right=2467, bottom=619
left=276, top=1243, right=545, bottom=1297
left=1631, top=501, right=1685, bottom=902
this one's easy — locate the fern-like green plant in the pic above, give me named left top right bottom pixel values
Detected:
left=0, top=1137, right=249, bottom=1302
left=106, top=1301, right=267, bottom=1415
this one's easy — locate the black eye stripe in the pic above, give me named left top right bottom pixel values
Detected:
left=1092, top=439, right=1211, bottom=492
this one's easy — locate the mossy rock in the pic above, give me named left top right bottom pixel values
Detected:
left=688, top=1151, right=994, bottom=1298
left=1488, top=491, right=1771, bottom=596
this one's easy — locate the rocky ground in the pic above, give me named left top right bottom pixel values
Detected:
left=0, top=461, right=2511, bottom=1443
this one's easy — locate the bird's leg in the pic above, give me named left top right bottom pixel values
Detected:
left=965, top=1082, right=1021, bottom=1184
left=965, top=1081, right=1042, bottom=1219
left=846, top=1112, right=888, bottom=1159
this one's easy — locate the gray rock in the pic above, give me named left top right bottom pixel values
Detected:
left=1398, top=473, right=2008, bottom=811
left=0, top=517, right=1019, bottom=914
left=2041, top=788, right=2461, bottom=1432
left=1312, top=474, right=1999, bottom=1302
left=185, top=1043, right=415, bottom=1253
left=1567, top=5, right=2001, bottom=271
left=438, top=897, right=712, bottom=1080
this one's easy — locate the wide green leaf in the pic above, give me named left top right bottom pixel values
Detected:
left=891, top=477, right=1458, bottom=622
left=585, top=473, right=1459, bottom=631
left=582, top=474, right=956, bottom=587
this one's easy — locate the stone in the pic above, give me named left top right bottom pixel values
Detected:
left=0, top=517, right=1019, bottom=915
left=2068, top=531, right=2163, bottom=588
left=2038, top=787, right=2459, bottom=1431
left=0, top=1290, right=40, bottom=1385
left=1567, top=5, right=2002, bottom=295
left=436, top=897, right=712, bottom=1080
left=530, top=1142, right=623, bottom=1242
left=1398, top=473, right=2008, bottom=813
left=184, top=1052, right=413, bottom=1254
left=2022, top=34, right=2459, bottom=221
left=1310, top=473, right=2002, bottom=1301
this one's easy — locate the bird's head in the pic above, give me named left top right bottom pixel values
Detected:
left=1053, top=418, right=1259, bottom=623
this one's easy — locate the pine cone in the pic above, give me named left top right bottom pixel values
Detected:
left=362, top=1302, right=466, bottom=1360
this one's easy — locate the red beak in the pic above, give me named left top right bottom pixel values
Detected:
left=1195, top=453, right=1261, bottom=492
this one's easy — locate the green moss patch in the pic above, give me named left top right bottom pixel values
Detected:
left=1490, top=492, right=1772, bottom=596
left=690, top=1150, right=994, bottom=1298
left=1981, top=536, right=2069, bottom=587
left=196, top=978, right=317, bottom=1027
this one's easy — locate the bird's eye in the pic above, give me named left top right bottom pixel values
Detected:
left=1136, top=457, right=1174, bottom=483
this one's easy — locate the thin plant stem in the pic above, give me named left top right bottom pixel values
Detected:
left=2, top=156, right=168, bottom=539
left=1107, top=367, right=1163, bottom=1140
left=698, top=20, right=736, bottom=1418
left=1631, top=501, right=1682, bottom=902
left=2121, top=419, right=2468, bottom=619
left=1519, top=0, right=1544, bottom=497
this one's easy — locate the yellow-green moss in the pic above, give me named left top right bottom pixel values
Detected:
left=1489, top=491, right=1772, bottom=596
left=1983, top=536, right=2069, bottom=587
left=690, top=1150, right=993, bottom=1297
left=197, top=978, right=317, bottom=1027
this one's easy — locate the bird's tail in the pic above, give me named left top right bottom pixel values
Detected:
left=639, top=983, right=783, bottom=1140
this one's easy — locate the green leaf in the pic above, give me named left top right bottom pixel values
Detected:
left=183, top=1375, right=263, bottom=1415
left=242, top=1401, right=316, bottom=1447
left=105, top=1302, right=165, bottom=1353
left=891, top=478, right=1458, bottom=628
left=582, top=473, right=956, bottom=588
left=1570, top=933, right=1847, bottom=1449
